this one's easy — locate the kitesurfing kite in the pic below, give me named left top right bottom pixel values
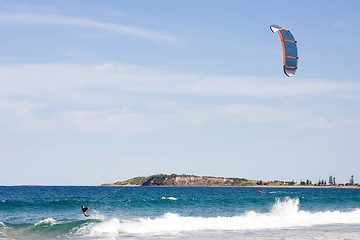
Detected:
left=270, top=24, right=298, bottom=77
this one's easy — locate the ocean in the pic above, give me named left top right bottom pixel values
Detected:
left=1, top=186, right=360, bottom=239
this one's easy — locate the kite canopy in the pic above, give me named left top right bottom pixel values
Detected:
left=270, top=24, right=298, bottom=77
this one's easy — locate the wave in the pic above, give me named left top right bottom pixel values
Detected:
left=161, top=196, right=177, bottom=201
left=34, top=218, right=60, bottom=226
left=2, top=198, right=360, bottom=238
left=74, top=197, right=360, bottom=237
left=0, top=219, right=94, bottom=238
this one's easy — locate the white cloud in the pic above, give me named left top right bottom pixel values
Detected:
left=0, top=99, right=55, bottom=133
left=332, top=94, right=360, bottom=101
left=0, top=63, right=359, bottom=135
left=0, top=98, right=43, bottom=115
left=332, top=21, right=348, bottom=31
left=212, top=104, right=306, bottom=123
left=0, top=13, right=174, bottom=42
left=176, top=104, right=352, bottom=130
left=56, top=110, right=152, bottom=136
left=1, top=63, right=360, bottom=98
left=295, top=117, right=357, bottom=129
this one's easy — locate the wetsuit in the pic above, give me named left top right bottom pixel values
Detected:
left=81, top=206, right=90, bottom=217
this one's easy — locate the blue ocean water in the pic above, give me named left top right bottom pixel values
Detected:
left=1, top=186, right=360, bottom=239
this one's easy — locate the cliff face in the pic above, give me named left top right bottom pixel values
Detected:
left=106, top=174, right=254, bottom=187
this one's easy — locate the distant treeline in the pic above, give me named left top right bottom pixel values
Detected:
left=296, top=175, right=358, bottom=187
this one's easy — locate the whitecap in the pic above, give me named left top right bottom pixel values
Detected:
left=34, top=218, right=59, bottom=226
left=161, top=196, right=177, bottom=200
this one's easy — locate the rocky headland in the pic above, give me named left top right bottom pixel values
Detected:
left=102, top=174, right=259, bottom=187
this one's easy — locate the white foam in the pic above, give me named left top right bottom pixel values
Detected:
left=78, top=197, right=360, bottom=237
left=34, top=218, right=59, bottom=226
left=161, top=196, right=177, bottom=200
left=86, top=210, right=107, bottom=220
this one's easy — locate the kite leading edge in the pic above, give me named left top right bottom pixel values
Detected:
left=270, top=24, right=298, bottom=77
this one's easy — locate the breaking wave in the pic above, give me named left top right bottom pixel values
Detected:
left=34, top=218, right=60, bottom=226
left=2, top=198, right=360, bottom=238
left=77, top=197, right=360, bottom=237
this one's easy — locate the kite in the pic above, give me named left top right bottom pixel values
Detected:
left=270, top=24, right=298, bottom=77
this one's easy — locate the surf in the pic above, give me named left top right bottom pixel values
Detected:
left=81, top=198, right=360, bottom=236
left=2, top=197, right=360, bottom=239
left=75, top=197, right=360, bottom=237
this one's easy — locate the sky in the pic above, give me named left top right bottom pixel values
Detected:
left=1, top=0, right=360, bottom=185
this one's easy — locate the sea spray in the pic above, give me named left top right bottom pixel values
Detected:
left=271, top=197, right=299, bottom=215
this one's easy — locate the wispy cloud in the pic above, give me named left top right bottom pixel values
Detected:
left=0, top=63, right=359, bottom=135
left=332, top=21, right=348, bottom=31
left=56, top=110, right=153, bottom=136
left=1, top=63, right=359, bottom=97
left=174, top=104, right=360, bottom=130
left=0, top=13, right=174, bottom=42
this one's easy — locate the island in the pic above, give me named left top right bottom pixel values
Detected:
left=103, top=174, right=278, bottom=187
left=102, top=174, right=360, bottom=188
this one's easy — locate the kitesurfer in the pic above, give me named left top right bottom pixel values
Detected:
left=81, top=205, right=90, bottom=217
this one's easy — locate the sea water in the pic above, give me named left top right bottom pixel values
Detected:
left=1, top=186, right=360, bottom=239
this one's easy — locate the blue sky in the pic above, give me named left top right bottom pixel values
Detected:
left=1, top=0, right=360, bottom=185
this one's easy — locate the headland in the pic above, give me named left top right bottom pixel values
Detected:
left=102, top=174, right=360, bottom=188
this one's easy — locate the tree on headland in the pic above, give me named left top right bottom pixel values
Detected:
left=317, top=179, right=327, bottom=186
left=288, top=180, right=295, bottom=186
left=300, top=179, right=312, bottom=186
left=349, top=175, right=354, bottom=185
left=329, top=176, right=333, bottom=186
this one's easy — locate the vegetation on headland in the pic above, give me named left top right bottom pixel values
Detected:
left=102, top=174, right=360, bottom=188
left=102, top=174, right=257, bottom=187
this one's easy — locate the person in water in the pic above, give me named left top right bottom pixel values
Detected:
left=81, top=205, right=90, bottom=217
